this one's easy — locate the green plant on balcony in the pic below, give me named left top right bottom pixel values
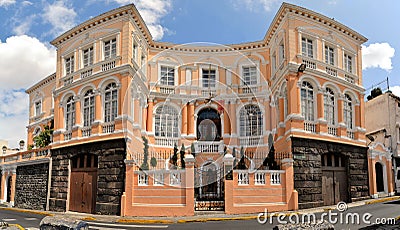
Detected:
left=33, top=125, right=53, bottom=148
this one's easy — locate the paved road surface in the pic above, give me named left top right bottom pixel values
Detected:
left=0, top=199, right=399, bottom=229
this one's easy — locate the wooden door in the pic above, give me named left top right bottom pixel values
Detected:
left=322, top=153, right=348, bottom=205
left=69, top=154, right=98, bottom=213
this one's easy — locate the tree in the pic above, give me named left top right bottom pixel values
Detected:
left=238, top=146, right=246, bottom=169
left=140, top=136, right=149, bottom=170
left=150, top=157, right=157, bottom=169
left=190, top=143, right=196, bottom=157
left=180, top=143, right=185, bottom=169
left=367, top=87, right=383, bottom=101
left=171, top=143, right=178, bottom=169
left=33, top=125, right=53, bottom=148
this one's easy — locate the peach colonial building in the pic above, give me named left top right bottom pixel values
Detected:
left=1, top=3, right=371, bottom=216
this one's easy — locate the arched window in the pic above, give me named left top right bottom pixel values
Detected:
left=239, top=104, right=263, bottom=137
left=154, top=105, right=179, bottom=138
left=65, top=96, right=75, bottom=130
left=324, top=88, right=335, bottom=126
left=104, top=83, right=118, bottom=122
left=83, top=89, right=95, bottom=127
left=301, top=81, right=314, bottom=121
left=344, top=94, right=353, bottom=129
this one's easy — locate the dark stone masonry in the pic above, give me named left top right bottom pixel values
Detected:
left=15, top=163, right=49, bottom=210
left=49, top=139, right=126, bottom=215
left=291, top=137, right=369, bottom=209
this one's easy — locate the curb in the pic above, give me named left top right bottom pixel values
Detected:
left=116, top=219, right=174, bottom=224
left=0, top=207, right=53, bottom=217
left=365, top=196, right=400, bottom=205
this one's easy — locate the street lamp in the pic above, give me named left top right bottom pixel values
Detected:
left=2, top=145, right=7, bottom=154
left=298, top=63, right=306, bottom=73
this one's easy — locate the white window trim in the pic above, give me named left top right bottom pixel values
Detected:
left=63, top=53, right=75, bottom=76
left=300, top=81, right=317, bottom=122
left=324, top=88, right=337, bottom=126
left=81, top=89, right=96, bottom=127
left=343, top=94, right=355, bottom=130
left=158, top=62, right=178, bottom=86
left=153, top=103, right=181, bottom=139
left=239, top=63, right=260, bottom=86
left=80, top=45, right=95, bottom=69
left=324, top=43, right=337, bottom=66
left=343, top=52, right=354, bottom=74
left=33, top=99, right=42, bottom=117
left=278, top=41, right=285, bottom=65
left=100, top=33, right=120, bottom=61
left=199, top=65, right=219, bottom=88
left=301, top=35, right=316, bottom=59
left=236, top=103, right=265, bottom=137
left=102, top=83, right=119, bottom=123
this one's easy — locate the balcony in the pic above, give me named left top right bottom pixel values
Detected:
left=81, top=126, right=92, bottom=137
left=102, top=122, right=115, bottom=134
left=193, top=140, right=224, bottom=153
left=328, top=126, right=338, bottom=136
left=155, top=137, right=178, bottom=147
left=1, top=147, right=50, bottom=164
left=239, top=136, right=262, bottom=146
left=239, top=85, right=258, bottom=94
left=101, top=60, right=116, bottom=72
left=298, top=55, right=359, bottom=85
left=347, top=130, right=355, bottom=139
left=304, top=121, right=316, bottom=133
left=201, top=89, right=217, bottom=97
left=80, top=68, right=93, bottom=79
left=64, top=130, right=72, bottom=141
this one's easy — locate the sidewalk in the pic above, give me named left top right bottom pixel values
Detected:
left=2, top=196, right=399, bottom=225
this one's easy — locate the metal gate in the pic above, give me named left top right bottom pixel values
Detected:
left=194, top=162, right=224, bottom=211
left=69, top=154, right=98, bottom=213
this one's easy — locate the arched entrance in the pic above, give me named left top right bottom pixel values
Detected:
left=197, top=108, right=221, bottom=141
left=375, top=162, right=385, bottom=193
left=6, top=176, right=12, bottom=203
left=69, top=153, right=98, bottom=213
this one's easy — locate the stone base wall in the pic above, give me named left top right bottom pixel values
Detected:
left=291, top=137, right=369, bottom=209
left=49, top=139, right=126, bottom=215
left=15, top=163, right=49, bottom=210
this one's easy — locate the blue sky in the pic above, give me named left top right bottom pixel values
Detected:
left=0, top=0, right=398, bottom=147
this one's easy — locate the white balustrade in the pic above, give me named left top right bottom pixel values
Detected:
left=194, top=141, right=224, bottom=153
left=270, top=171, right=281, bottom=185
left=169, top=170, right=183, bottom=186
left=254, top=172, right=266, bottom=185
left=138, top=172, right=148, bottom=186
left=237, top=171, right=249, bottom=185
left=82, top=126, right=92, bottom=137
left=326, top=66, right=338, bottom=77
left=81, top=69, right=93, bottom=79
left=239, top=136, right=262, bottom=146
left=64, top=131, right=72, bottom=141
left=101, top=60, right=116, bottom=71
left=328, top=126, right=337, bottom=136
left=302, top=59, right=316, bottom=69
left=102, top=122, right=115, bottom=133
left=155, top=137, right=178, bottom=147
left=347, top=130, right=355, bottom=139
left=304, top=121, right=316, bottom=133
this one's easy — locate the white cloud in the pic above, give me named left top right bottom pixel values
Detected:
left=13, top=14, right=37, bottom=35
left=0, top=0, right=16, bottom=7
left=390, top=86, right=400, bottom=98
left=362, top=43, right=395, bottom=71
left=232, top=0, right=280, bottom=12
left=0, top=35, right=56, bottom=89
left=42, top=1, right=77, bottom=36
left=22, top=1, right=33, bottom=6
left=111, top=0, right=173, bottom=40
left=0, top=35, right=55, bottom=147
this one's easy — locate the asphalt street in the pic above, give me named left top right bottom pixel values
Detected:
left=0, top=199, right=399, bottom=229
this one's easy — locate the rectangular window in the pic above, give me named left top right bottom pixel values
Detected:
left=344, top=54, right=353, bottom=73
left=104, top=38, right=117, bottom=60
left=35, top=101, right=42, bottom=116
left=83, top=47, right=94, bottom=67
left=325, top=46, right=334, bottom=65
left=133, top=42, right=138, bottom=62
left=65, top=56, right=74, bottom=75
left=160, top=66, right=175, bottom=86
left=242, top=66, right=257, bottom=85
left=272, top=53, right=276, bottom=72
left=301, top=37, right=314, bottom=58
left=202, top=69, right=216, bottom=88
left=279, top=43, right=285, bottom=63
